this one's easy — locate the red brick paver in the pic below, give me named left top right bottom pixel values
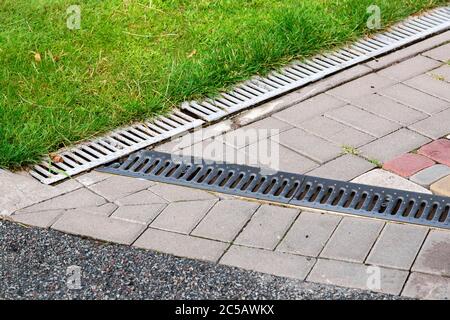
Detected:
left=418, top=139, right=450, bottom=166
left=383, top=153, right=435, bottom=177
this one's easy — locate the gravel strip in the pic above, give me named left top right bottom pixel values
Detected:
left=0, top=220, right=404, bottom=300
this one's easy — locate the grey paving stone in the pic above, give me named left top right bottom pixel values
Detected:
left=234, top=205, right=299, bottom=250
left=412, top=230, right=450, bottom=277
left=114, top=190, right=167, bottom=206
left=150, top=200, right=217, bottom=234
left=134, top=228, right=228, bottom=262
left=224, top=117, right=292, bottom=149
left=149, top=183, right=217, bottom=202
left=306, top=154, right=375, bottom=181
left=320, top=217, right=384, bottom=263
left=12, top=210, right=64, bottom=228
left=307, top=259, right=408, bottom=295
left=404, top=74, right=450, bottom=101
left=220, top=245, right=315, bottom=280
left=272, top=93, right=346, bottom=126
left=352, top=169, right=432, bottom=194
left=245, top=141, right=319, bottom=175
left=378, top=55, right=441, bottom=81
left=429, top=64, right=450, bottom=83
left=18, top=188, right=106, bottom=214
left=52, top=210, right=146, bottom=245
left=72, top=203, right=118, bottom=216
left=111, top=204, right=166, bottom=225
left=328, top=73, right=397, bottom=101
left=75, top=171, right=111, bottom=186
left=192, top=200, right=259, bottom=242
left=277, top=211, right=341, bottom=257
left=359, top=128, right=431, bottom=163
left=422, top=42, right=450, bottom=62
left=298, top=116, right=375, bottom=147
left=365, top=30, right=450, bottom=70
left=366, top=223, right=428, bottom=270
left=0, top=170, right=82, bottom=216
left=275, top=128, right=342, bottom=164
left=410, top=164, right=450, bottom=188
left=89, top=175, right=154, bottom=201
left=409, top=108, right=450, bottom=139
left=325, top=105, right=400, bottom=138
left=351, top=94, right=427, bottom=125
left=379, top=83, right=449, bottom=115
left=402, top=272, right=450, bottom=300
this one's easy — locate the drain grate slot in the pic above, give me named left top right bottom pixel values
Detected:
left=98, top=150, right=450, bottom=229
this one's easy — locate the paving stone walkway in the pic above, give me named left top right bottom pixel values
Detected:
left=3, top=31, right=450, bottom=300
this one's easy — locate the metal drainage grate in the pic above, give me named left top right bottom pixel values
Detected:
left=30, top=111, right=203, bottom=184
left=29, top=6, right=450, bottom=184
left=98, top=151, right=450, bottom=230
left=181, top=7, right=450, bottom=122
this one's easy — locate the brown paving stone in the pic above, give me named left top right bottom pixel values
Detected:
left=430, top=175, right=450, bottom=196
left=382, top=153, right=435, bottom=178
left=418, top=139, right=450, bottom=166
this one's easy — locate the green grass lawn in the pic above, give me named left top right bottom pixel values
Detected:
left=1, top=0, right=447, bottom=169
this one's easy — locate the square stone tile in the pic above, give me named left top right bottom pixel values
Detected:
left=52, top=210, right=146, bottom=245
left=418, top=139, right=450, bottom=166
left=114, top=190, right=167, bottom=206
left=423, top=43, right=450, bottom=62
left=12, top=210, right=64, bottom=228
left=150, top=199, right=217, bottom=234
left=298, top=116, right=375, bottom=147
left=272, top=93, right=346, bottom=126
left=192, top=200, right=260, bottom=242
left=410, top=109, right=450, bottom=139
left=306, top=154, right=375, bottom=181
left=402, top=272, right=450, bottom=300
left=277, top=211, right=341, bottom=257
left=220, top=245, right=315, bottom=280
left=383, top=153, right=435, bottom=178
left=234, top=205, right=299, bottom=250
left=149, top=183, right=217, bottom=202
left=410, top=164, right=450, bottom=188
left=351, top=93, right=427, bottom=125
left=429, top=64, right=450, bottom=83
left=404, top=74, right=450, bottom=101
left=328, top=73, right=397, bottom=101
left=89, top=175, right=154, bottom=201
left=17, top=188, right=106, bottom=214
left=320, top=217, right=384, bottom=263
left=366, top=223, right=428, bottom=270
left=275, top=128, right=342, bottom=164
left=111, top=204, right=166, bottom=225
left=412, top=230, right=450, bottom=277
left=134, top=228, right=228, bottom=262
left=378, top=55, right=441, bottom=81
left=379, top=83, right=449, bottom=115
left=307, top=259, right=408, bottom=295
left=352, top=169, right=432, bottom=194
left=325, top=105, right=401, bottom=138
left=359, top=128, right=431, bottom=163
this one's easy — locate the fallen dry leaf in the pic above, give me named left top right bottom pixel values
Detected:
left=50, top=154, right=63, bottom=163
left=187, top=49, right=197, bottom=58
left=34, top=52, right=41, bottom=63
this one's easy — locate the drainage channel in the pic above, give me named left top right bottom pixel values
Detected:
left=30, top=6, right=450, bottom=185
left=98, top=151, right=450, bottom=230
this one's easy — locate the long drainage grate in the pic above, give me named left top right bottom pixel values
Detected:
left=98, top=151, right=450, bottom=230
left=29, top=6, right=450, bottom=184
